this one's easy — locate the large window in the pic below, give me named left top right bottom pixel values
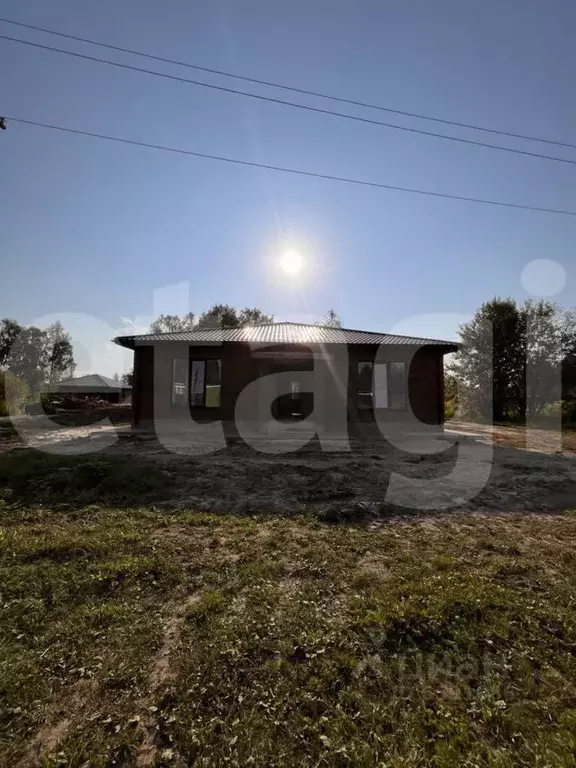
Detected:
left=374, top=363, right=388, bottom=408
left=357, top=361, right=405, bottom=410
left=190, top=359, right=221, bottom=408
left=389, top=362, right=407, bottom=410
left=357, top=361, right=374, bottom=410
left=172, top=358, right=189, bottom=406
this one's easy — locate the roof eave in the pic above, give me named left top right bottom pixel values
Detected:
left=113, top=336, right=136, bottom=350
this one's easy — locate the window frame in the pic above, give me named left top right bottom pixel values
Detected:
left=172, top=357, right=190, bottom=407
left=373, top=362, right=389, bottom=409
left=357, top=360, right=374, bottom=410
left=356, top=359, right=407, bottom=411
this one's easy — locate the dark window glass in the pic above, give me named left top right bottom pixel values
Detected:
left=190, top=360, right=205, bottom=407
left=189, top=359, right=221, bottom=407
left=205, top=359, right=221, bottom=408
left=357, top=361, right=373, bottom=410
left=389, top=362, right=407, bottom=410
left=374, top=363, right=388, bottom=408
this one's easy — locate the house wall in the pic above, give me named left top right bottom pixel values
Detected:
left=132, top=345, right=154, bottom=424
left=347, top=345, right=444, bottom=425
left=131, top=342, right=446, bottom=430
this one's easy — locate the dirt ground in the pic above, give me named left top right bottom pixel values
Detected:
left=2, top=413, right=576, bottom=518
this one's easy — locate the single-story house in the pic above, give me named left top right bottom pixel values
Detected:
left=45, top=373, right=132, bottom=403
left=114, top=322, right=457, bottom=434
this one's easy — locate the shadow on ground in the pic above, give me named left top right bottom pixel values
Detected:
left=1, top=420, right=575, bottom=521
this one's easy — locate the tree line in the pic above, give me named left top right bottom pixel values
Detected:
left=149, top=305, right=341, bottom=333
left=448, top=298, right=576, bottom=425
left=0, top=319, right=75, bottom=414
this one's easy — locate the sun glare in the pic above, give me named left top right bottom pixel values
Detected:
left=280, top=248, right=304, bottom=276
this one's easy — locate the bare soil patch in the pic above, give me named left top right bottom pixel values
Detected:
left=3, top=418, right=576, bottom=518
left=103, top=426, right=576, bottom=517
left=19, top=679, right=97, bottom=768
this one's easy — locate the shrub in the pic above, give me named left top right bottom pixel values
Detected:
left=0, top=371, right=30, bottom=416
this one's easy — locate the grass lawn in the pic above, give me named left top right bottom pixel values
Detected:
left=1, top=452, right=576, bottom=766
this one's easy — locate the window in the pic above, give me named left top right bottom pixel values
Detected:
left=190, top=359, right=221, bottom=408
left=357, top=361, right=373, bottom=410
left=389, top=362, right=406, bottom=410
left=205, top=359, right=221, bottom=408
left=172, top=358, right=189, bottom=406
left=190, top=360, right=205, bottom=407
left=374, top=363, right=388, bottom=408
left=357, top=361, right=403, bottom=409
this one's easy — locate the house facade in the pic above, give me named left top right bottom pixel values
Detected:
left=114, top=322, right=457, bottom=434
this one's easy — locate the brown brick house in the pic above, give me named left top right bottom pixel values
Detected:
left=114, top=322, right=457, bottom=433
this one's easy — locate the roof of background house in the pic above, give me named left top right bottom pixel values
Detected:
left=114, top=321, right=458, bottom=350
left=48, top=374, right=131, bottom=390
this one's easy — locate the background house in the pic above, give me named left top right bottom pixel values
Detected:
left=46, top=373, right=131, bottom=404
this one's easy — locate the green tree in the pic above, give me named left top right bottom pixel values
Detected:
left=452, top=297, right=576, bottom=423
left=149, top=312, right=196, bottom=334
left=0, top=319, right=22, bottom=367
left=150, top=306, right=273, bottom=333
left=237, top=307, right=274, bottom=326
left=45, top=321, right=76, bottom=383
left=524, top=300, right=576, bottom=418
left=0, top=371, right=29, bottom=416
left=444, top=373, right=459, bottom=420
left=451, top=298, right=525, bottom=422
left=196, top=304, right=239, bottom=329
left=5, top=326, right=48, bottom=394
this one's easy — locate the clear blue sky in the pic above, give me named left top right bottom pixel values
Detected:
left=2, top=0, right=576, bottom=374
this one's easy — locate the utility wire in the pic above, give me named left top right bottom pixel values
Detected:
left=3, top=33, right=576, bottom=169
left=2, top=15, right=575, bottom=153
left=6, top=116, right=576, bottom=217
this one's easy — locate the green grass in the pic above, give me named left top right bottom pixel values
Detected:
left=1, top=453, right=576, bottom=765
left=1, top=505, right=576, bottom=766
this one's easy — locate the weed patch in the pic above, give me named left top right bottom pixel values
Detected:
left=0, top=450, right=171, bottom=507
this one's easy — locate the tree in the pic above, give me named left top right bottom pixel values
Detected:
left=451, top=298, right=525, bottom=422
left=444, top=373, right=459, bottom=420
left=149, top=306, right=273, bottom=333
left=523, top=300, right=576, bottom=418
left=45, top=321, right=75, bottom=383
left=6, top=326, right=49, bottom=394
left=237, top=307, right=274, bottom=326
left=0, top=371, right=29, bottom=416
left=0, top=319, right=22, bottom=368
left=196, top=304, right=239, bottom=329
left=451, top=297, right=576, bottom=423
left=0, top=318, right=77, bottom=394
left=149, top=312, right=196, bottom=334
left=122, top=369, right=134, bottom=387
left=322, top=309, right=342, bottom=328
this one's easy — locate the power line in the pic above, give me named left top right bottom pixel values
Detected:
left=2, top=15, right=575, bottom=153
left=6, top=115, right=576, bottom=217
left=3, top=34, right=576, bottom=169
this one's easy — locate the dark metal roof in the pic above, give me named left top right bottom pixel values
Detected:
left=45, top=374, right=131, bottom=390
left=114, top=322, right=457, bottom=350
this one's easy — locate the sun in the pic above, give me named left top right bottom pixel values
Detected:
left=280, top=248, right=304, bottom=276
